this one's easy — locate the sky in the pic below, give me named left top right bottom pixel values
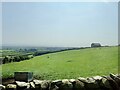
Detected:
left=2, top=2, right=118, bottom=47
left=0, top=2, right=2, bottom=48
left=1, top=0, right=120, bottom=2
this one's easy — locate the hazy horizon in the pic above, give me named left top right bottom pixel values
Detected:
left=2, top=2, right=118, bottom=47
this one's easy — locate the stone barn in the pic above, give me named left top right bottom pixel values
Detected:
left=91, top=43, right=101, bottom=47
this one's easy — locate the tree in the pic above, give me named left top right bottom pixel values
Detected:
left=14, top=56, right=20, bottom=62
left=3, top=56, right=9, bottom=64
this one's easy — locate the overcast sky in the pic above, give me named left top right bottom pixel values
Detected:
left=2, top=2, right=118, bottom=47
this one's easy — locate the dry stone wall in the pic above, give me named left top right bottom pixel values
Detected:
left=1, top=73, right=120, bottom=90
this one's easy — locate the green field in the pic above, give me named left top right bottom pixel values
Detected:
left=1, top=46, right=118, bottom=80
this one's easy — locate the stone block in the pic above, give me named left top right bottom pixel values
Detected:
left=14, top=72, right=33, bottom=82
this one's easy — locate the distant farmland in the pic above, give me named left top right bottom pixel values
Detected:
left=1, top=46, right=118, bottom=80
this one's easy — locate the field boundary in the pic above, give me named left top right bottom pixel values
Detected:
left=1, top=73, right=120, bottom=90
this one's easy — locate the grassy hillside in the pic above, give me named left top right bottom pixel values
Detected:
left=1, top=46, right=118, bottom=80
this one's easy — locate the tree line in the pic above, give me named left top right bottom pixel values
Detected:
left=2, top=55, right=33, bottom=64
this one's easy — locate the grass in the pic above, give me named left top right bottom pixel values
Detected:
left=1, top=46, right=118, bottom=80
left=1, top=49, right=30, bottom=57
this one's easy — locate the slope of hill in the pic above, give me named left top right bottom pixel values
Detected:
left=1, top=46, right=118, bottom=80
